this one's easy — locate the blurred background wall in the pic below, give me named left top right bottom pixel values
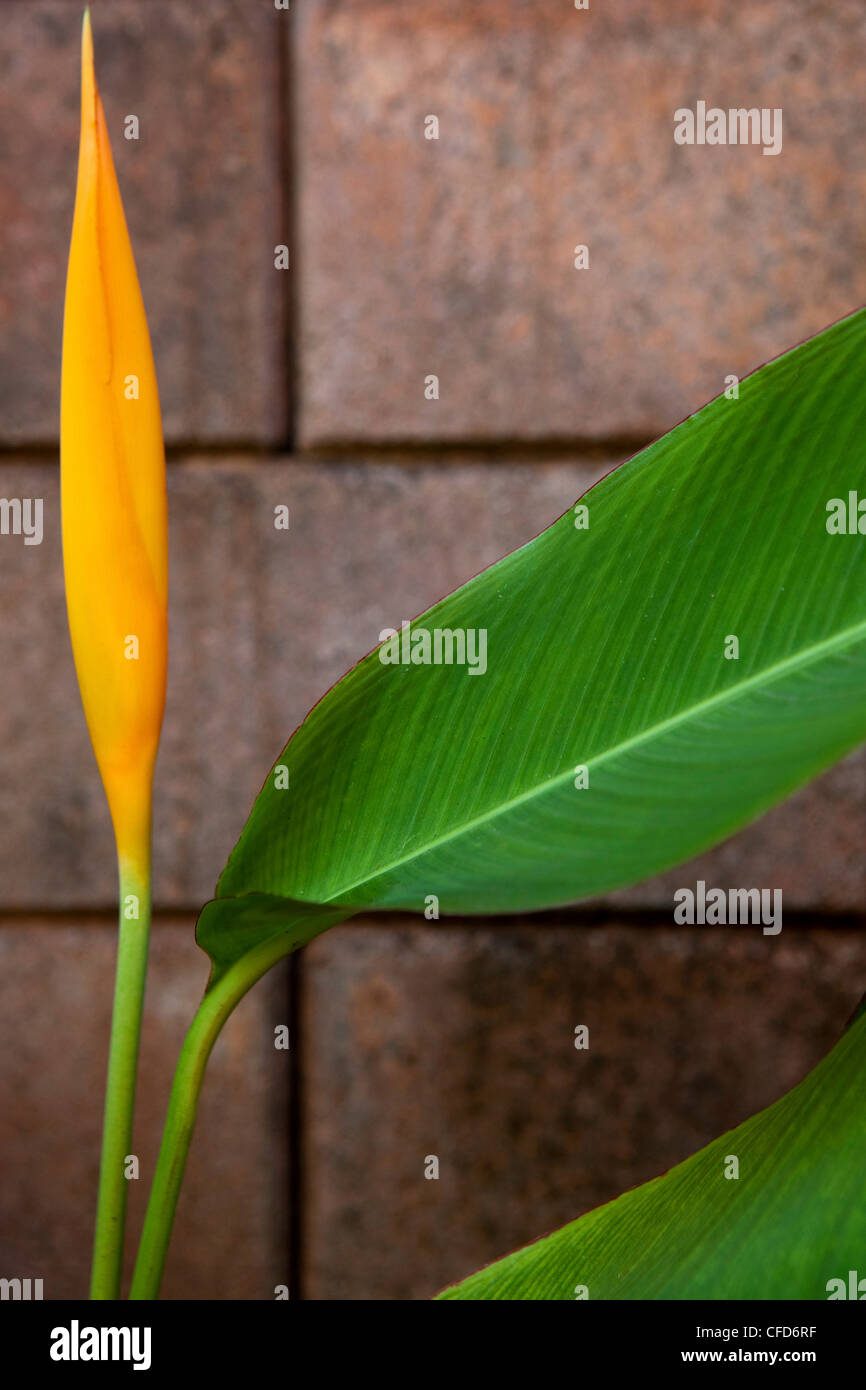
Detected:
left=1, top=0, right=865, bottom=1300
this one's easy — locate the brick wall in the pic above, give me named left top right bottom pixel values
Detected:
left=0, top=0, right=864, bottom=1300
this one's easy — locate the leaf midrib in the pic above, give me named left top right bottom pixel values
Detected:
left=297, top=615, right=866, bottom=906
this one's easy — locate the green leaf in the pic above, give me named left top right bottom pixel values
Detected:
left=437, top=1009, right=866, bottom=1300
left=196, top=894, right=351, bottom=988
left=208, top=307, right=866, bottom=974
left=154, top=312, right=866, bottom=1304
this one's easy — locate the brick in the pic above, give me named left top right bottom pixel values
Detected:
left=0, top=1, right=285, bottom=445
left=0, top=454, right=610, bottom=908
left=296, top=0, right=866, bottom=445
left=0, top=455, right=863, bottom=910
left=300, top=920, right=866, bottom=1300
left=0, top=919, right=290, bottom=1299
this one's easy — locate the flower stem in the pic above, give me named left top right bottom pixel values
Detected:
left=129, top=936, right=290, bottom=1300
left=90, top=861, right=151, bottom=1300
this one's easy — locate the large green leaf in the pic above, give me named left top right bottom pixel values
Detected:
left=196, top=894, right=350, bottom=988
left=203, top=307, right=866, bottom=981
left=437, top=1008, right=866, bottom=1300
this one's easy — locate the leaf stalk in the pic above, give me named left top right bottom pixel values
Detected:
left=90, top=860, right=151, bottom=1300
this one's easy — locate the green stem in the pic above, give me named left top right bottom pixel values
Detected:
left=128, top=936, right=290, bottom=1300
left=90, top=861, right=151, bottom=1300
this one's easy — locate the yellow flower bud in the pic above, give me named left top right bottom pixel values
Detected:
left=61, top=11, right=167, bottom=881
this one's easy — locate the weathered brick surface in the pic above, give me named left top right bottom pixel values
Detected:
left=0, top=455, right=609, bottom=908
left=0, top=920, right=289, bottom=1299
left=300, top=920, right=866, bottom=1300
left=0, top=1, right=285, bottom=445
left=296, top=0, right=866, bottom=446
left=0, top=456, right=864, bottom=912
